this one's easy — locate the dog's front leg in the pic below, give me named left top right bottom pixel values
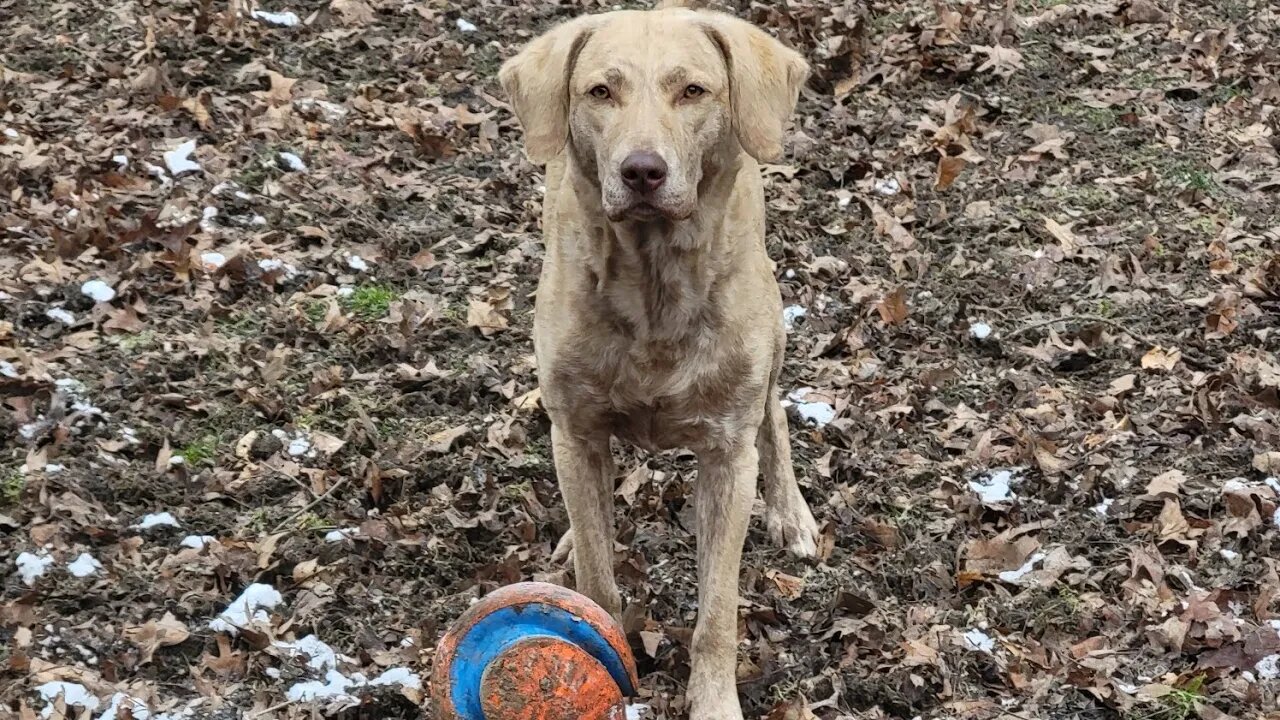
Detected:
left=688, top=438, right=757, bottom=720
left=550, top=424, right=621, bottom=616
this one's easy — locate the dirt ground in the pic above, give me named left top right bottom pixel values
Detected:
left=3, top=0, right=1280, bottom=718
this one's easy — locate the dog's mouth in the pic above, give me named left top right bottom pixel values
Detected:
left=607, top=199, right=692, bottom=224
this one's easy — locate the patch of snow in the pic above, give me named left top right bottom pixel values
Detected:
left=275, top=634, right=347, bottom=672
left=625, top=703, right=651, bottom=720
left=100, top=693, right=150, bottom=720
left=325, top=528, right=361, bottom=543
left=36, top=682, right=100, bottom=718
left=969, top=468, right=1021, bottom=504
left=1273, top=506, right=1280, bottom=530
left=144, top=162, right=168, bottom=180
left=370, top=667, right=421, bottom=689
left=287, top=435, right=312, bottom=457
left=163, top=139, right=201, bottom=176
left=786, top=389, right=836, bottom=427
left=873, top=177, right=901, bottom=196
left=346, top=254, right=370, bottom=272
left=969, top=322, right=992, bottom=340
left=44, top=463, right=65, bottom=474
left=200, top=251, right=227, bottom=271
left=46, top=307, right=76, bottom=325
left=252, top=9, right=301, bottom=27
left=287, top=670, right=358, bottom=703
left=1093, top=497, right=1113, bottom=516
left=199, top=207, right=219, bottom=233
left=16, top=551, right=54, bottom=585
left=1266, top=476, right=1280, bottom=494
left=782, top=305, right=806, bottom=332
left=250, top=214, right=268, bottom=226
left=963, top=629, right=996, bottom=654
left=81, top=279, right=116, bottom=303
left=67, top=553, right=103, bottom=578
left=1223, top=478, right=1249, bottom=493
left=112, top=154, right=129, bottom=169
left=132, top=512, right=180, bottom=530
left=209, top=582, right=283, bottom=634
left=1256, top=654, right=1280, bottom=681
left=456, top=18, right=477, bottom=32
left=998, top=552, right=1046, bottom=583
left=1219, top=549, right=1239, bottom=563
left=167, top=455, right=186, bottom=467
left=3, top=127, right=18, bottom=139
left=279, top=152, right=307, bottom=172
left=0, top=360, right=18, bottom=378
left=19, top=419, right=48, bottom=440
left=258, top=258, right=298, bottom=279
left=337, top=286, right=354, bottom=298
left=181, top=535, right=216, bottom=550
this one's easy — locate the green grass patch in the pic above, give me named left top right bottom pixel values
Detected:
left=1, top=471, right=24, bottom=505
left=178, top=436, right=218, bottom=465
left=341, top=285, right=400, bottom=320
left=1126, top=675, right=1206, bottom=720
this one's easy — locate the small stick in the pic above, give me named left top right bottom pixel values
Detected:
left=1005, top=314, right=1156, bottom=347
left=272, top=475, right=351, bottom=533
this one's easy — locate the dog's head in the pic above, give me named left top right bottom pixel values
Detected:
left=499, top=7, right=808, bottom=223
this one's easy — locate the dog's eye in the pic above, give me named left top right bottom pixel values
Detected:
left=589, top=85, right=611, bottom=100
left=683, top=84, right=707, bottom=99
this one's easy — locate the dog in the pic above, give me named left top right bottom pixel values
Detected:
left=499, top=3, right=818, bottom=718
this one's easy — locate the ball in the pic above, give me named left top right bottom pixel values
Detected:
left=432, top=582, right=639, bottom=720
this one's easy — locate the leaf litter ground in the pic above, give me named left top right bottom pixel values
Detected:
left=2, top=0, right=1279, bottom=719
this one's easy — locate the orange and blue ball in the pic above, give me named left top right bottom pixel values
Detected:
left=432, top=582, right=640, bottom=720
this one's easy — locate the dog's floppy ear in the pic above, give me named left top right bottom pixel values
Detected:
left=701, top=14, right=808, bottom=162
left=499, top=16, right=599, bottom=165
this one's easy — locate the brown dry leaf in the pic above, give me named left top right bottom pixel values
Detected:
left=1141, top=346, right=1182, bottom=371
left=963, top=533, right=1041, bottom=576
left=425, top=424, right=469, bottom=454
left=1145, top=470, right=1187, bottom=497
left=1253, top=451, right=1280, bottom=474
left=935, top=156, right=966, bottom=190
left=512, top=387, right=542, bottom=412
left=123, top=612, right=190, bottom=664
left=1108, top=374, right=1137, bottom=396
left=1156, top=500, right=1192, bottom=544
left=869, top=202, right=916, bottom=250
left=766, top=569, right=805, bottom=599
left=639, top=629, right=663, bottom=658
left=330, top=0, right=375, bottom=25
left=467, top=298, right=510, bottom=336
left=876, top=286, right=909, bottom=325
left=973, top=44, right=1024, bottom=78
left=616, top=463, right=651, bottom=506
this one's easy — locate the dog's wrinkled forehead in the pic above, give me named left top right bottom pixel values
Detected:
left=570, top=13, right=727, bottom=91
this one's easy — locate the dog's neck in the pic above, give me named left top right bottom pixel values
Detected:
left=563, top=154, right=745, bottom=344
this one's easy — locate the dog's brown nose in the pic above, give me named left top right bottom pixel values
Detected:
left=619, top=151, right=668, bottom=193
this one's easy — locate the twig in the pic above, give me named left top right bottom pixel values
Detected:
left=1005, top=314, right=1156, bottom=347
left=250, top=700, right=292, bottom=718
left=272, top=475, right=351, bottom=533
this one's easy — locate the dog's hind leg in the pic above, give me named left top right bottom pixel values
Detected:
left=757, top=392, right=820, bottom=557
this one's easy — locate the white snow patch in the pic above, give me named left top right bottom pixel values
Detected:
left=100, top=693, right=150, bottom=720
left=1274, top=506, right=1280, bottom=530
left=67, top=552, right=103, bottom=578
left=44, top=463, right=66, bottom=474
left=112, top=154, right=129, bottom=169
left=287, top=670, right=358, bottom=703
left=969, top=322, right=992, bottom=340
left=46, top=307, right=76, bottom=324
left=873, top=177, right=901, bottom=196
left=1, top=360, right=18, bottom=378
left=325, top=528, right=361, bottom=543
left=346, top=254, right=370, bottom=272
left=279, top=152, right=307, bottom=172
left=81, top=279, right=116, bottom=303
left=200, top=252, right=227, bottom=271
left=337, top=286, right=355, bottom=298
left=132, top=512, right=180, bottom=530
left=199, top=206, right=219, bottom=233
left=3, top=127, right=19, bottom=139
left=1266, top=477, right=1280, bottom=494
left=181, top=535, right=216, bottom=550
left=209, top=582, right=283, bottom=634
left=144, top=162, right=168, bottom=180
left=16, top=551, right=54, bottom=585
left=288, top=435, right=312, bottom=457
left=252, top=9, right=301, bottom=27
left=786, top=389, right=836, bottom=427
left=258, top=258, right=299, bottom=279
left=963, top=629, right=996, bottom=654
left=969, top=468, right=1021, bottom=504
left=167, top=455, right=186, bottom=468
left=1093, top=497, right=1114, bottom=516
left=370, top=667, right=421, bottom=689
left=625, top=703, right=651, bottom=720
left=36, top=682, right=100, bottom=718
left=1219, top=548, right=1239, bottom=563
left=275, top=634, right=346, bottom=672
left=456, top=18, right=477, bottom=32
left=1256, top=654, right=1280, bottom=681
left=163, top=139, right=201, bottom=176
left=782, top=305, right=806, bottom=332
left=998, top=552, right=1046, bottom=583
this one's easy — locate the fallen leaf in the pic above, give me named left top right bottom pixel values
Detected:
left=876, top=286, right=909, bottom=325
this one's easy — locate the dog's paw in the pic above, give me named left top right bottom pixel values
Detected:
left=766, top=505, right=820, bottom=558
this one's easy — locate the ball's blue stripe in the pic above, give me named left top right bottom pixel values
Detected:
left=448, top=603, right=635, bottom=718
